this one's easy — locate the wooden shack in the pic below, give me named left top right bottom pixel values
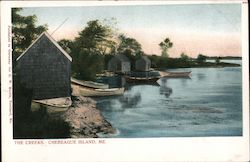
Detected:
left=16, top=32, right=72, bottom=100
left=108, top=54, right=131, bottom=73
left=135, top=56, right=151, bottom=71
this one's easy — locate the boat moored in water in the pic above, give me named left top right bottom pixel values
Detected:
left=71, top=77, right=109, bottom=89
left=71, top=83, right=125, bottom=97
left=125, top=76, right=161, bottom=83
left=159, top=71, right=191, bottom=78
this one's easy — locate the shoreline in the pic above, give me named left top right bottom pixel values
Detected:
left=61, top=96, right=116, bottom=138
left=154, top=62, right=241, bottom=70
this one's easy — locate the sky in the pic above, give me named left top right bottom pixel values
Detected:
left=20, top=4, right=242, bottom=57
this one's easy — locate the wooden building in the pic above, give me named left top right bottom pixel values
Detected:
left=16, top=32, right=72, bottom=100
left=135, top=56, right=151, bottom=71
left=108, top=54, right=131, bottom=73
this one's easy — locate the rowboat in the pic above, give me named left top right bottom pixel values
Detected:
left=71, top=84, right=124, bottom=97
left=159, top=71, right=191, bottom=78
left=125, top=76, right=161, bottom=83
left=126, top=81, right=160, bottom=86
left=71, top=77, right=109, bottom=89
left=32, top=97, right=72, bottom=113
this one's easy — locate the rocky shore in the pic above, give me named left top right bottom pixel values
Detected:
left=61, top=96, right=115, bottom=138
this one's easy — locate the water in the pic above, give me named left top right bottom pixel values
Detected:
left=95, top=61, right=242, bottom=137
left=220, top=59, right=242, bottom=65
left=207, top=59, right=242, bottom=65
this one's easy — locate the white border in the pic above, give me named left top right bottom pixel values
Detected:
left=1, top=1, right=249, bottom=162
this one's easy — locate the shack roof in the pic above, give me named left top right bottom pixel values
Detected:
left=114, top=54, right=130, bottom=62
left=140, top=56, right=151, bottom=63
left=16, top=31, right=72, bottom=62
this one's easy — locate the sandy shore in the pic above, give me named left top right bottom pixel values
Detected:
left=61, top=96, right=116, bottom=138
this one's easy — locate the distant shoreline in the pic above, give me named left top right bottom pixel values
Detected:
left=206, top=56, right=242, bottom=60
left=153, top=61, right=241, bottom=70
left=147, top=55, right=242, bottom=70
left=188, top=62, right=241, bottom=68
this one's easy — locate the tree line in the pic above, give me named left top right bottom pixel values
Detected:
left=12, top=8, right=210, bottom=81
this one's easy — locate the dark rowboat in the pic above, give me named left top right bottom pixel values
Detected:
left=125, top=76, right=161, bottom=83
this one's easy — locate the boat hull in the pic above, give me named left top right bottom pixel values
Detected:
left=71, top=84, right=124, bottom=97
left=125, top=76, right=160, bottom=83
left=32, top=97, right=72, bottom=113
left=159, top=71, right=191, bottom=78
left=71, top=77, right=109, bottom=89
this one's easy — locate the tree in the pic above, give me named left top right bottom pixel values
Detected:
left=67, top=20, right=116, bottom=80
left=215, top=57, right=221, bottom=64
left=12, top=8, right=48, bottom=62
left=197, top=54, right=207, bottom=63
left=72, top=49, right=104, bottom=81
left=159, top=37, right=173, bottom=57
left=75, top=20, right=116, bottom=55
left=117, top=34, right=143, bottom=57
left=180, top=52, right=189, bottom=62
left=58, top=39, right=73, bottom=54
left=115, top=34, right=144, bottom=70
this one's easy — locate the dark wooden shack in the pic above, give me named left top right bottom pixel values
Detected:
left=16, top=32, right=72, bottom=100
left=108, top=54, right=131, bottom=73
left=135, top=56, right=151, bottom=71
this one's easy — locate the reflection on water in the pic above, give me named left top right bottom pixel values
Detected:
left=196, top=73, right=206, bottom=81
left=119, top=93, right=141, bottom=108
left=158, top=78, right=173, bottom=98
left=159, top=86, right=172, bottom=98
left=95, top=64, right=242, bottom=137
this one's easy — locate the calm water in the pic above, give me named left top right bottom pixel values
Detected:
left=207, top=59, right=242, bottom=65
left=96, top=60, right=242, bottom=137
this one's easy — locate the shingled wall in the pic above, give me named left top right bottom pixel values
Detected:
left=135, top=56, right=151, bottom=71
left=17, top=34, right=71, bottom=100
left=108, top=54, right=131, bottom=73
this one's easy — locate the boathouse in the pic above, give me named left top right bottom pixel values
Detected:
left=16, top=32, right=72, bottom=100
left=108, top=54, right=131, bottom=73
left=135, top=56, right=151, bottom=71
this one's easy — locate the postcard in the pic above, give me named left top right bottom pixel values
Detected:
left=1, top=1, right=249, bottom=162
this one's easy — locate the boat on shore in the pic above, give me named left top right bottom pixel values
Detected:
left=71, top=77, right=109, bottom=89
left=71, top=84, right=125, bottom=97
left=159, top=71, right=191, bottom=78
left=32, top=97, right=72, bottom=113
left=125, top=76, right=161, bottom=83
